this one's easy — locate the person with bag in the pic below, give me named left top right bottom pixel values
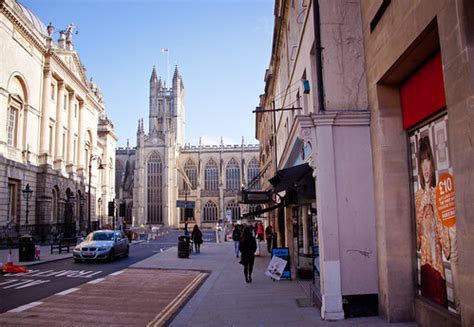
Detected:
left=239, top=226, right=257, bottom=283
left=232, top=224, right=241, bottom=257
left=265, top=224, right=273, bottom=253
left=191, top=224, right=203, bottom=253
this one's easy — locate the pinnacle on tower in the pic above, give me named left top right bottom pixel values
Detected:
left=173, top=65, right=180, bottom=80
left=150, top=66, right=158, bottom=83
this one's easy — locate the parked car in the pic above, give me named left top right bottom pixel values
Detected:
left=73, top=230, right=129, bottom=262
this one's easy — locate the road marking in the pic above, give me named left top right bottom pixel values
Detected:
left=8, top=301, right=43, bottom=313
left=87, top=278, right=105, bottom=284
left=147, top=272, right=207, bottom=327
left=14, top=279, right=50, bottom=289
left=109, top=270, right=124, bottom=276
left=55, top=287, right=80, bottom=296
left=3, top=269, right=103, bottom=279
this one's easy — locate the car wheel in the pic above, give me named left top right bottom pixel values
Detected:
left=124, top=246, right=129, bottom=258
left=108, top=249, right=115, bottom=262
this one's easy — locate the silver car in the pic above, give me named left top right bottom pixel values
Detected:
left=73, top=230, right=129, bottom=262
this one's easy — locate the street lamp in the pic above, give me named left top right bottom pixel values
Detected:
left=97, top=197, right=102, bottom=229
left=22, top=184, right=33, bottom=227
left=88, top=155, right=104, bottom=233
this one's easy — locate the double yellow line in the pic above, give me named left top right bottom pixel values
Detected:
left=146, top=272, right=207, bottom=327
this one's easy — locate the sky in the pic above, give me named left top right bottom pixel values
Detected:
left=20, top=0, right=274, bottom=147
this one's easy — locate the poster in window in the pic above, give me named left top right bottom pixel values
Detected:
left=409, top=114, right=459, bottom=313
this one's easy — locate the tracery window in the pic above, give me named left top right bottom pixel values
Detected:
left=184, top=159, right=197, bottom=190
left=225, top=200, right=240, bottom=222
left=226, top=158, right=240, bottom=190
left=247, top=158, right=261, bottom=190
left=204, top=158, right=219, bottom=190
left=202, top=200, right=218, bottom=222
left=147, top=152, right=163, bottom=224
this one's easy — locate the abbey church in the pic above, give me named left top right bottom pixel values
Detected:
left=116, top=67, right=260, bottom=229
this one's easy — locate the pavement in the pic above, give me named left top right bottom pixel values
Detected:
left=0, top=239, right=418, bottom=326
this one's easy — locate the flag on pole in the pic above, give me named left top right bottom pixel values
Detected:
left=161, top=48, right=169, bottom=53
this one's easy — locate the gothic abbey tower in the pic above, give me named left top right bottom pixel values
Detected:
left=116, top=66, right=260, bottom=230
left=133, top=66, right=185, bottom=227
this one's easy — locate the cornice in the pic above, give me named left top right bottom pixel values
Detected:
left=2, top=3, right=47, bottom=55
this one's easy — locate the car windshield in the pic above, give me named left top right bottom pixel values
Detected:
left=86, top=232, right=114, bottom=241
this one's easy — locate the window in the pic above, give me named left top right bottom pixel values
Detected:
left=226, top=200, right=240, bottom=222
left=74, top=103, right=78, bottom=118
left=51, top=83, right=55, bottom=100
left=147, top=152, right=163, bottom=224
left=64, top=95, right=67, bottom=110
left=226, top=158, right=240, bottom=190
left=204, top=158, right=219, bottom=190
left=7, top=180, right=19, bottom=225
left=51, top=187, right=59, bottom=223
left=49, top=125, right=54, bottom=155
left=202, top=201, right=218, bottom=222
left=7, top=106, right=18, bottom=146
left=184, top=159, right=197, bottom=190
left=62, top=132, right=66, bottom=158
left=247, top=158, right=260, bottom=190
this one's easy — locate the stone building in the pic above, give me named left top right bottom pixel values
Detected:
left=115, top=67, right=260, bottom=230
left=0, top=0, right=117, bottom=245
left=255, top=0, right=377, bottom=320
left=360, top=1, right=473, bottom=326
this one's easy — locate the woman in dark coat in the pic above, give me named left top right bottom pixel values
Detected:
left=191, top=225, right=203, bottom=253
left=239, top=226, right=257, bottom=283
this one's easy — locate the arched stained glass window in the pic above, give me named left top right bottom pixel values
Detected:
left=226, top=158, right=240, bottom=190
left=247, top=158, right=260, bottom=190
left=204, top=158, right=219, bottom=190
left=184, top=159, right=197, bottom=190
left=147, top=152, right=163, bottom=224
left=225, top=200, right=240, bottom=222
left=202, top=201, right=218, bottom=222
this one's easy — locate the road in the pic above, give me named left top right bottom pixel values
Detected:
left=0, top=229, right=216, bottom=313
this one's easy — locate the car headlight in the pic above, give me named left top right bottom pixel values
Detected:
left=74, top=246, right=81, bottom=251
left=98, top=246, right=112, bottom=251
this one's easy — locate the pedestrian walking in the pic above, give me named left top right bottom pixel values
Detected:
left=191, top=225, right=203, bottom=253
left=265, top=224, right=273, bottom=253
left=256, top=222, right=264, bottom=242
left=239, top=226, right=257, bottom=283
left=232, top=224, right=241, bottom=257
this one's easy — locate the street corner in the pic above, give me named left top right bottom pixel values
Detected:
left=0, top=267, right=208, bottom=326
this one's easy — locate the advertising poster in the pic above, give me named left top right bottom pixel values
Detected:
left=409, top=114, right=459, bottom=313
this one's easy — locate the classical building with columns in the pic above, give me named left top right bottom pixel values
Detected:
left=116, top=67, right=260, bottom=230
left=0, top=0, right=117, bottom=245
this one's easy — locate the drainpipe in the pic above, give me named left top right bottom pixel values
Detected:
left=313, top=0, right=325, bottom=112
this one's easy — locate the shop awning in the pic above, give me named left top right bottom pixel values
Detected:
left=242, top=202, right=283, bottom=218
left=269, top=163, right=315, bottom=204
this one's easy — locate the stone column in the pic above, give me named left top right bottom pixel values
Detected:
left=76, top=99, right=85, bottom=173
left=314, top=123, right=344, bottom=320
left=66, top=91, right=75, bottom=172
left=39, top=68, right=52, bottom=164
left=54, top=81, right=65, bottom=169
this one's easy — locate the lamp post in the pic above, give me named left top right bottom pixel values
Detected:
left=22, top=184, right=33, bottom=230
left=97, top=197, right=102, bottom=229
left=88, top=155, right=104, bottom=233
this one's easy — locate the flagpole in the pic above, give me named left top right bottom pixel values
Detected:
left=161, top=48, right=170, bottom=87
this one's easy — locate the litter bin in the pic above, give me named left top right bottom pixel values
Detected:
left=177, top=235, right=190, bottom=258
left=19, top=235, right=35, bottom=262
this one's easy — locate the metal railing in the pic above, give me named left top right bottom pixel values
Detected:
left=0, top=223, right=78, bottom=248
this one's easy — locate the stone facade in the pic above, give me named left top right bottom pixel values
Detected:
left=116, top=68, right=260, bottom=230
left=0, top=0, right=116, bottom=244
left=256, top=0, right=377, bottom=320
left=360, top=1, right=473, bottom=326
